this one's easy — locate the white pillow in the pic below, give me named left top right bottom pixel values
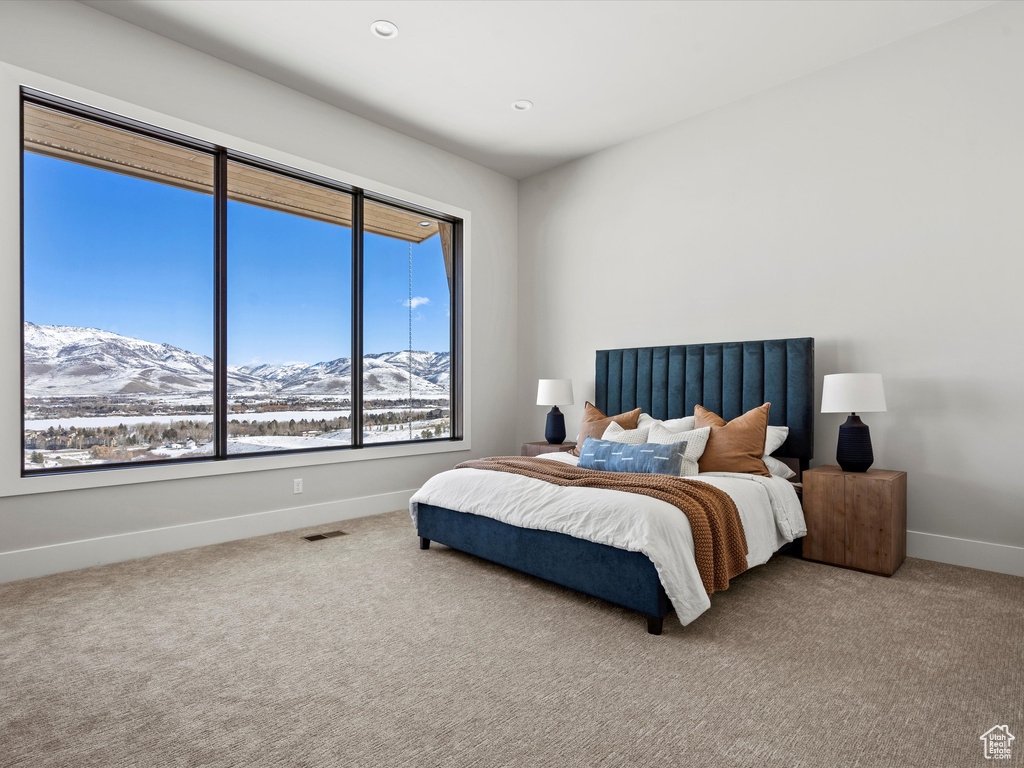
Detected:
left=601, top=422, right=650, bottom=445
left=639, top=414, right=790, bottom=462
left=762, top=454, right=796, bottom=480
left=638, top=413, right=696, bottom=433
left=764, top=426, right=789, bottom=457
left=646, top=424, right=711, bottom=477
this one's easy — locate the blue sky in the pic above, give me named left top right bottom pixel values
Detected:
left=23, top=153, right=451, bottom=364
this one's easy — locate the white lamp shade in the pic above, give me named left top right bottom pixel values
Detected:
left=821, top=373, right=887, bottom=414
left=537, top=379, right=574, bottom=407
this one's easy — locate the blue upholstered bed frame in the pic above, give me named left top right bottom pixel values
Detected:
left=417, top=337, right=815, bottom=634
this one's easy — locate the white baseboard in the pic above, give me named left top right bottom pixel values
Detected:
left=5, top=505, right=1019, bottom=586
left=908, top=530, right=1024, bottom=578
left=0, top=489, right=417, bottom=585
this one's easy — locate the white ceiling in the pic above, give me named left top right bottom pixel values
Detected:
left=82, top=0, right=998, bottom=180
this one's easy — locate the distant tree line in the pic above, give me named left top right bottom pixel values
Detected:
left=27, top=395, right=449, bottom=420
left=26, top=397, right=214, bottom=420
left=25, top=410, right=450, bottom=458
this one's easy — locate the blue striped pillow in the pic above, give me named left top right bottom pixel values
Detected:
left=577, top=436, right=688, bottom=476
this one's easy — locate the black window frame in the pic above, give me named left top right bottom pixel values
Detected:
left=20, top=88, right=463, bottom=477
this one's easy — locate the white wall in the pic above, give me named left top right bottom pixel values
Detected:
left=0, top=2, right=518, bottom=578
left=518, top=3, right=1024, bottom=567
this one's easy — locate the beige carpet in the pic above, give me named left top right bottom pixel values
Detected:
left=1, top=510, right=1021, bottom=768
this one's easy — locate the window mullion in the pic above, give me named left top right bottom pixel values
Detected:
left=351, top=188, right=364, bottom=449
left=451, top=222, right=463, bottom=440
left=214, top=149, right=228, bottom=459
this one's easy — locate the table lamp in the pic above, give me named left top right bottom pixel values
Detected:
left=821, top=373, right=887, bottom=472
left=536, top=379, right=574, bottom=444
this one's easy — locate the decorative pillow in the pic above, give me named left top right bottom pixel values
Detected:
left=646, top=424, right=711, bottom=477
left=694, top=403, right=771, bottom=476
left=641, top=413, right=787, bottom=458
left=601, top=422, right=651, bottom=445
left=637, top=413, right=696, bottom=433
left=763, top=455, right=797, bottom=480
left=764, top=426, right=789, bottom=457
left=570, top=402, right=642, bottom=457
left=577, top=436, right=687, bottom=476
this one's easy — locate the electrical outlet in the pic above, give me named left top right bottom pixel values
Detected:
left=293, top=478, right=303, bottom=494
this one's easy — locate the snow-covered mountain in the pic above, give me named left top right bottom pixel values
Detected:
left=24, top=322, right=450, bottom=400
left=234, top=362, right=310, bottom=384
left=367, top=351, right=450, bottom=388
left=23, top=322, right=266, bottom=397
left=238, top=354, right=448, bottom=398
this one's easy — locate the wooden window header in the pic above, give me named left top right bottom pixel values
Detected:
left=23, top=103, right=439, bottom=243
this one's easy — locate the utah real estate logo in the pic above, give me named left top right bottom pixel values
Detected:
left=980, top=725, right=1014, bottom=760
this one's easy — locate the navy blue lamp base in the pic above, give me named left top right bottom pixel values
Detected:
left=545, top=407, right=566, bottom=444
left=837, top=413, right=873, bottom=472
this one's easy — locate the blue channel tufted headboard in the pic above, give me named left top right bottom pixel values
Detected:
left=595, top=337, right=814, bottom=470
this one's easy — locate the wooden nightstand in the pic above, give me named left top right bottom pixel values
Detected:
left=802, top=466, right=907, bottom=576
left=521, top=441, right=576, bottom=457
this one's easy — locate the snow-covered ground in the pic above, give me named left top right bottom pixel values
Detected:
left=24, top=406, right=443, bottom=431
left=23, top=449, right=97, bottom=470
left=24, top=417, right=449, bottom=470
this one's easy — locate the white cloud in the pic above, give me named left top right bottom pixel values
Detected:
left=403, top=296, right=431, bottom=309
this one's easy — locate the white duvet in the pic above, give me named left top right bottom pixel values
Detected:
left=409, top=452, right=806, bottom=625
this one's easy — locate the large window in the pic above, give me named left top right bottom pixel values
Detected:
left=363, top=201, right=452, bottom=444
left=21, top=91, right=461, bottom=475
left=226, top=162, right=354, bottom=455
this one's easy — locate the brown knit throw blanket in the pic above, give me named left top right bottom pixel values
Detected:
left=455, top=457, right=749, bottom=595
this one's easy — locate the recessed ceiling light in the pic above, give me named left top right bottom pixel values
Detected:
left=512, top=100, right=533, bottom=112
left=370, top=20, right=399, bottom=39
left=418, top=221, right=432, bottom=227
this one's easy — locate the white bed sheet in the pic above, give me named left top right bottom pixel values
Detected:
left=409, top=452, right=806, bottom=625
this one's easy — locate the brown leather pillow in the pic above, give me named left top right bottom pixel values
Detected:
left=694, top=403, right=771, bottom=476
left=570, top=402, right=642, bottom=457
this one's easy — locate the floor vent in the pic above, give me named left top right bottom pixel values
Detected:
left=302, top=530, right=347, bottom=542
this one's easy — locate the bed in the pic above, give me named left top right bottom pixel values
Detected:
left=411, top=337, right=814, bottom=634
